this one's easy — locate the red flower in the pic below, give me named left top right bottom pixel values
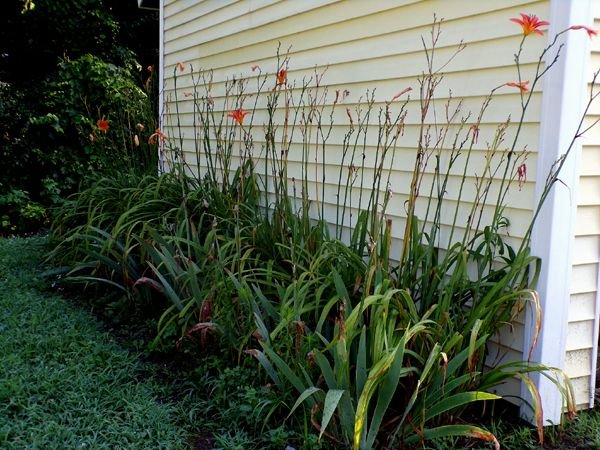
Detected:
left=97, top=118, right=109, bottom=134
left=510, top=13, right=549, bottom=36
left=251, top=64, right=260, bottom=72
left=506, top=81, right=529, bottom=92
left=570, top=25, right=598, bottom=38
left=277, top=69, right=287, bottom=87
left=148, top=128, right=165, bottom=145
left=177, top=62, right=185, bottom=72
left=227, top=107, right=250, bottom=125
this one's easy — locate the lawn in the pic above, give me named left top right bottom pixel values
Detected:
left=0, top=237, right=192, bottom=449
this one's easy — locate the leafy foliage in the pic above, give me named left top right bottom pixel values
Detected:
left=0, top=0, right=158, bottom=234
left=30, top=54, right=157, bottom=194
left=46, top=18, right=596, bottom=450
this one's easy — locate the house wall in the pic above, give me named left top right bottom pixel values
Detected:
left=163, top=0, right=600, bottom=409
left=563, top=5, right=600, bottom=409
left=162, top=0, right=547, bottom=239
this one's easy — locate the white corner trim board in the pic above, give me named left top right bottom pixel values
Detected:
left=158, top=0, right=165, bottom=173
left=523, top=0, right=593, bottom=425
left=593, top=256, right=600, bottom=407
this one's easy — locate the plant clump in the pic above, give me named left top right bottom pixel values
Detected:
left=47, top=15, right=599, bottom=450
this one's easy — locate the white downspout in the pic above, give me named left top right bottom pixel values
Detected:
left=158, top=0, right=165, bottom=173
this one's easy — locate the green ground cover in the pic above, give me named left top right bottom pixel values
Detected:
left=0, top=237, right=191, bottom=449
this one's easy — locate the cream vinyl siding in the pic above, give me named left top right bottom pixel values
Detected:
left=162, top=0, right=550, bottom=396
left=563, top=9, right=600, bottom=409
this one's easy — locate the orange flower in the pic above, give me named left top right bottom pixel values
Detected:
left=570, top=25, right=598, bottom=38
left=506, top=81, right=529, bottom=92
left=177, top=62, right=185, bottom=72
left=510, top=13, right=549, bottom=36
left=227, top=107, right=250, bottom=125
left=97, top=118, right=109, bottom=133
left=148, top=128, right=166, bottom=145
left=277, top=69, right=287, bottom=87
left=183, top=91, right=193, bottom=97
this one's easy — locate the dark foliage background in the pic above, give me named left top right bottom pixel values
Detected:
left=0, top=0, right=158, bottom=234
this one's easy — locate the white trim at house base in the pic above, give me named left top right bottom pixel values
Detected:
left=523, top=0, right=593, bottom=425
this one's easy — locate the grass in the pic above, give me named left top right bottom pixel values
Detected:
left=432, top=407, right=600, bottom=450
left=0, top=236, right=192, bottom=449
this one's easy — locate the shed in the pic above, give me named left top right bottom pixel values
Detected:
left=157, top=0, right=600, bottom=425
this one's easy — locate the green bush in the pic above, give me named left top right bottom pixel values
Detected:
left=0, top=188, right=47, bottom=235
left=29, top=54, right=157, bottom=196
left=0, top=83, right=35, bottom=194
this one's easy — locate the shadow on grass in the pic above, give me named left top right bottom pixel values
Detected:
left=0, top=237, right=193, bottom=449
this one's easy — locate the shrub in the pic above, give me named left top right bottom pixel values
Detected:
left=29, top=54, right=157, bottom=197
left=0, top=188, right=47, bottom=235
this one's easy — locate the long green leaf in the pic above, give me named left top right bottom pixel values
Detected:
left=321, top=389, right=346, bottom=440
left=288, top=386, right=322, bottom=418
left=404, top=424, right=499, bottom=449
left=425, top=391, right=500, bottom=421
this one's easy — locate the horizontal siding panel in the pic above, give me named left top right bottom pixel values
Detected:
left=164, top=0, right=230, bottom=18
left=164, top=0, right=547, bottom=66
left=172, top=137, right=537, bottom=176
left=164, top=58, right=545, bottom=102
left=486, top=342, right=524, bottom=366
left=165, top=120, right=541, bottom=154
left=574, top=205, right=600, bottom=236
left=165, top=19, right=546, bottom=78
left=580, top=112, right=600, bottom=145
left=570, top=263, right=599, bottom=294
left=163, top=93, right=543, bottom=130
left=578, top=176, right=600, bottom=206
left=580, top=146, right=600, bottom=176
left=588, top=52, right=600, bottom=81
left=494, top=322, right=525, bottom=356
left=165, top=1, right=411, bottom=55
left=571, top=376, right=591, bottom=410
left=566, top=319, right=595, bottom=351
left=165, top=0, right=282, bottom=34
left=572, top=235, right=600, bottom=265
left=564, top=349, right=593, bottom=379
left=569, top=292, right=598, bottom=322
left=179, top=152, right=538, bottom=212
